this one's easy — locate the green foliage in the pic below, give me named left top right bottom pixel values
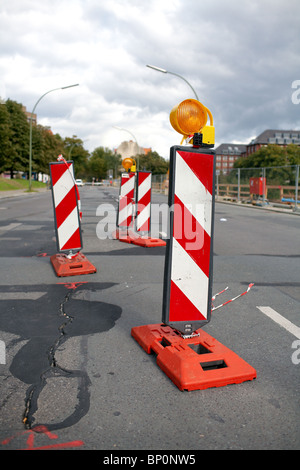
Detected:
left=0, top=102, right=13, bottom=172
left=0, top=99, right=94, bottom=179
left=0, top=99, right=69, bottom=178
left=137, top=150, right=169, bottom=174
left=85, top=147, right=122, bottom=180
left=286, top=144, right=300, bottom=166
left=233, top=144, right=300, bottom=184
left=2, top=99, right=30, bottom=177
left=0, top=176, right=45, bottom=191
left=31, top=125, right=63, bottom=174
left=234, top=144, right=300, bottom=169
left=62, top=136, right=89, bottom=177
left=0, top=99, right=168, bottom=182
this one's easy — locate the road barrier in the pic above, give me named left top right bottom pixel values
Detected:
left=113, top=172, right=136, bottom=243
left=132, top=146, right=256, bottom=390
left=113, top=170, right=166, bottom=247
left=49, top=158, right=96, bottom=277
left=162, top=146, right=215, bottom=335
left=130, top=171, right=166, bottom=247
left=131, top=98, right=256, bottom=391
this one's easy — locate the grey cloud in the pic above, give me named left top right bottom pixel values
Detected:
left=1, top=0, right=299, bottom=156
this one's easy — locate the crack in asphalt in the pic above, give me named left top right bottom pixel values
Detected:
left=22, top=290, right=90, bottom=431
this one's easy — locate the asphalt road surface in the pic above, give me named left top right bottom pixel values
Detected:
left=0, top=186, right=299, bottom=451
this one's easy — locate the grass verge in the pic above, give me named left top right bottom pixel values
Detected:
left=0, top=177, right=47, bottom=191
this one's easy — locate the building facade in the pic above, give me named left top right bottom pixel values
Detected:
left=246, top=129, right=300, bottom=156
left=214, top=143, right=246, bottom=174
left=22, top=105, right=37, bottom=125
left=115, top=140, right=151, bottom=160
left=215, top=129, right=300, bottom=174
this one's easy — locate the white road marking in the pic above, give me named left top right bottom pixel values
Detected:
left=0, top=292, right=47, bottom=300
left=0, top=340, right=5, bottom=364
left=257, top=306, right=300, bottom=339
left=0, top=222, right=22, bottom=234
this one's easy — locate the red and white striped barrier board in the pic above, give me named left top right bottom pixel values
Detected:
left=162, top=146, right=215, bottom=335
left=135, top=171, right=151, bottom=233
left=50, top=161, right=82, bottom=253
left=117, top=172, right=136, bottom=229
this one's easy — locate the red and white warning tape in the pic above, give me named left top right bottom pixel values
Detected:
left=211, top=283, right=254, bottom=311
left=212, top=286, right=229, bottom=301
left=181, top=283, right=254, bottom=338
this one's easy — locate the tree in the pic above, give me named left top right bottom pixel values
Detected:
left=234, top=144, right=300, bottom=169
left=4, top=99, right=29, bottom=178
left=0, top=102, right=13, bottom=173
left=286, top=144, right=300, bottom=165
left=86, top=147, right=121, bottom=181
left=0, top=97, right=171, bottom=182
left=31, top=126, right=64, bottom=174
left=87, top=150, right=107, bottom=180
left=98, top=147, right=122, bottom=178
left=233, top=144, right=300, bottom=184
left=63, top=136, right=90, bottom=178
left=136, top=150, right=169, bottom=174
left=43, top=131, right=64, bottom=170
left=0, top=99, right=90, bottom=179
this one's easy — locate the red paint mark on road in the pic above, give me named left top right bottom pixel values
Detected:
left=1, top=425, right=84, bottom=450
left=57, top=281, right=88, bottom=289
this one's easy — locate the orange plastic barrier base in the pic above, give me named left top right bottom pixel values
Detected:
left=111, top=228, right=132, bottom=244
left=129, top=233, right=166, bottom=247
left=131, top=323, right=256, bottom=391
left=50, top=252, right=97, bottom=277
left=112, top=229, right=166, bottom=247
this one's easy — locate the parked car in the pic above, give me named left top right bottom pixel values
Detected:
left=75, top=179, right=84, bottom=186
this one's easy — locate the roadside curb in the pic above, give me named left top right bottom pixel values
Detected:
left=1, top=187, right=299, bottom=216
left=216, top=198, right=300, bottom=216
left=0, top=188, right=48, bottom=200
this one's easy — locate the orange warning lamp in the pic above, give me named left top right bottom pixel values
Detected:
left=170, top=98, right=215, bottom=148
left=122, top=157, right=136, bottom=172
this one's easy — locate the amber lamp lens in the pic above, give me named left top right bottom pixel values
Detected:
left=170, top=99, right=207, bottom=135
left=122, top=158, right=133, bottom=170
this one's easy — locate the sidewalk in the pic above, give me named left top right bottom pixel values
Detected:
left=0, top=187, right=48, bottom=200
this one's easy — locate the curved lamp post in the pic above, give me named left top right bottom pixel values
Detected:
left=29, top=83, right=79, bottom=191
left=146, top=64, right=199, bottom=100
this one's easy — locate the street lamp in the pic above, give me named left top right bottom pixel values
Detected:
left=113, top=126, right=140, bottom=170
left=146, top=64, right=199, bottom=100
left=29, top=83, right=79, bottom=191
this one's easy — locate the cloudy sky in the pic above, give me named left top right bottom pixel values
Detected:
left=1, top=0, right=300, bottom=159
